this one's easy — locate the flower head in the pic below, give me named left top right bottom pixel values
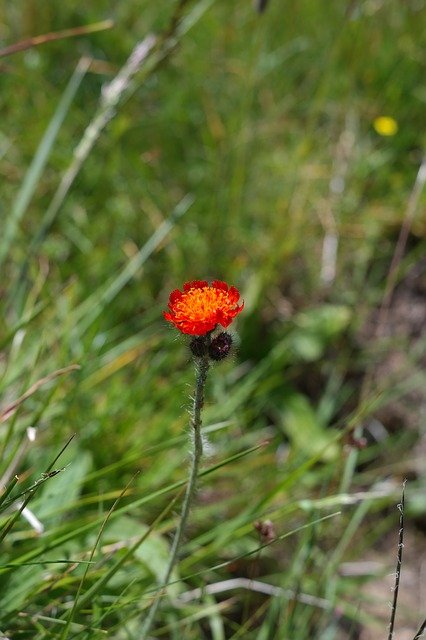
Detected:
left=164, top=280, right=244, bottom=336
left=373, top=116, right=398, bottom=137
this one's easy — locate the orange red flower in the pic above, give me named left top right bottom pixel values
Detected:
left=164, top=280, right=244, bottom=335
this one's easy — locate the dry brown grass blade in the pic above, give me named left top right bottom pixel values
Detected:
left=0, top=364, right=80, bottom=423
left=0, top=19, right=114, bottom=59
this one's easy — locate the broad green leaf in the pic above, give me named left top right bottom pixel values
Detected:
left=281, top=392, right=338, bottom=461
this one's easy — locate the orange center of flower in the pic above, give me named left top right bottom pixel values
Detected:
left=174, top=286, right=231, bottom=322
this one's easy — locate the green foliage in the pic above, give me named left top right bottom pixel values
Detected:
left=0, top=0, right=425, bottom=638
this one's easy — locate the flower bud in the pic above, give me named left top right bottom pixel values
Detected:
left=189, top=336, right=208, bottom=358
left=208, top=332, right=233, bottom=361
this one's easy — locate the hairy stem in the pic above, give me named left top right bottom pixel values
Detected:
left=140, top=353, right=209, bottom=639
left=388, top=480, right=406, bottom=640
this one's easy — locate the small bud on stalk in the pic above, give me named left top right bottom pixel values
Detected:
left=208, top=332, right=233, bottom=361
left=189, top=336, right=208, bottom=358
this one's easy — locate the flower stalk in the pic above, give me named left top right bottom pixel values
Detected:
left=140, top=350, right=210, bottom=639
left=141, top=280, right=242, bottom=638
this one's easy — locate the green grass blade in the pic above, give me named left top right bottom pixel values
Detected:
left=72, top=194, right=194, bottom=336
left=64, top=488, right=182, bottom=625
left=0, top=58, right=90, bottom=268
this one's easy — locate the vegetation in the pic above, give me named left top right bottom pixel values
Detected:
left=0, top=1, right=425, bottom=638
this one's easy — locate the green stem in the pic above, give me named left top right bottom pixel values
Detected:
left=140, top=353, right=209, bottom=639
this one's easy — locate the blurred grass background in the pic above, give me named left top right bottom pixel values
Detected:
left=0, top=0, right=425, bottom=638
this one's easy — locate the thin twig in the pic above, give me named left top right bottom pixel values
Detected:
left=177, top=577, right=330, bottom=610
left=388, top=479, right=407, bottom=640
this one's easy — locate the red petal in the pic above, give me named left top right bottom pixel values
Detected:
left=180, top=318, right=216, bottom=335
left=214, top=309, right=228, bottom=327
left=211, top=280, right=228, bottom=291
left=184, top=280, right=208, bottom=292
left=169, top=289, right=182, bottom=304
left=227, top=286, right=240, bottom=303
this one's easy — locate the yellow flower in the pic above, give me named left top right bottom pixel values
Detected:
left=373, top=116, right=398, bottom=137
